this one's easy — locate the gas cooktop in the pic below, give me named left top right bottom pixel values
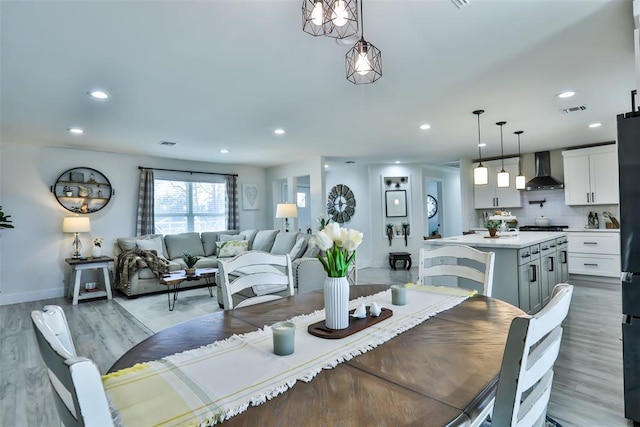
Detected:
left=519, top=225, right=569, bottom=232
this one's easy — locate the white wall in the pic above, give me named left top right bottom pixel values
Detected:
left=0, top=142, right=267, bottom=305
left=266, top=157, right=324, bottom=233
left=368, top=163, right=462, bottom=268
left=325, top=163, right=372, bottom=268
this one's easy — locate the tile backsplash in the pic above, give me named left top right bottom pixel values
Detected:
left=477, top=189, right=619, bottom=229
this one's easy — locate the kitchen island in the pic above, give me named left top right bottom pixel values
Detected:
left=424, top=231, right=568, bottom=313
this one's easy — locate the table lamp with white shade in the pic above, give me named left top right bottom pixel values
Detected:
left=275, top=203, right=298, bottom=232
left=63, top=216, right=91, bottom=258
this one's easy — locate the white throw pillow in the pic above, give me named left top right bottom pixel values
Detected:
left=136, top=237, right=165, bottom=258
left=219, top=234, right=246, bottom=243
left=217, top=240, right=249, bottom=258
left=289, top=238, right=306, bottom=260
left=303, top=239, right=320, bottom=258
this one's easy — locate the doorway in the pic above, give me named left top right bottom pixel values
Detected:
left=425, top=178, right=443, bottom=237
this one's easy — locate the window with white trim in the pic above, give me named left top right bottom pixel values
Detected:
left=154, top=174, right=226, bottom=234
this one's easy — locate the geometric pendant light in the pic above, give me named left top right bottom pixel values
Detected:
left=472, top=110, right=489, bottom=185
left=302, top=0, right=358, bottom=39
left=514, top=130, right=526, bottom=190
left=345, top=0, right=382, bottom=84
left=496, top=121, right=510, bottom=188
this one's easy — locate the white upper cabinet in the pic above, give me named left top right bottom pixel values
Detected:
left=562, top=145, right=619, bottom=205
left=473, top=159, right=522, bottom=209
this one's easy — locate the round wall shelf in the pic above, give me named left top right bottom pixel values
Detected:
left=51, top=167, right=114, bottom=214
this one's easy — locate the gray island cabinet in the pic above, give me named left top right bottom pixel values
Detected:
left=423, top=231, right=568, bottom=313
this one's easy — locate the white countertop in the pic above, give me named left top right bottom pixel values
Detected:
left=565, top=228, right=620, bottom=233
left=424, top=231, right=567, bottom=249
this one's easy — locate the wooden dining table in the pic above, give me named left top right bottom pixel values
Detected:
left=109, top=285, right=524, bottom=426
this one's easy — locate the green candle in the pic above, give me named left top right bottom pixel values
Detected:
left=272, top=321, right=295, bottom=356
left=391, top=285, right=407, bottom=305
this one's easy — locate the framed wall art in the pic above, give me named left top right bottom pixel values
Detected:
left=242, top=184, right=260, bottom=210
left=385, top=190, right=407, bottom=217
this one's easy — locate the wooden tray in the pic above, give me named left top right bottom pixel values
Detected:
left=308, top=306, right=393, bottom=339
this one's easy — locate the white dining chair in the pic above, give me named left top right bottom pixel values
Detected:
left=31, top=305, right=114, bottom=427
left=471, top=283, right=574, bottom=427
left=218, top=251, right=294, bottom=309
left=417, top=244, right=495, bottom=296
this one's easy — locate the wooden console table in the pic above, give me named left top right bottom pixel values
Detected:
left=65, top=256, right=113, bottom=305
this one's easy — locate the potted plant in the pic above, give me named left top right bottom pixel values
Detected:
left=386, top=224, right=394, bottom=246
left=0, top=206, right=14, bottom=229
left=402, top=222, right=410, bottom=246
left=63, top=186, right=73, bottom=197
left=484, top=220, right=501, bottom=237
left=183, top=251, right=199, bottom=276
left=92, top=237, right=104, bottom=258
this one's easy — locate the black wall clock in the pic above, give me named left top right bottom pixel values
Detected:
left=427, top=195, right=438, bottom=219
left=327, top=184, right=356, bottom=223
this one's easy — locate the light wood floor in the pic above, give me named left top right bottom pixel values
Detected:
left=0, top=268, right=632, bottom=426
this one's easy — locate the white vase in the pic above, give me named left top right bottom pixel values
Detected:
left=324, top=277, right=350, bottom=330
left=92, top=246, right=102, bottom=258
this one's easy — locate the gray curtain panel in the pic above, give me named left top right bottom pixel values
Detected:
left=226, top=175, right=239, bottom=231
left=136, top=168, right=155, bottom=236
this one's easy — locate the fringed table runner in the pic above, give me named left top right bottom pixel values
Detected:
left=103, top=285, right=474, bottom=426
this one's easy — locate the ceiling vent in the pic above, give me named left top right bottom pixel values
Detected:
left=158, top=141, right=177, bottom=146
left=559, top=105, right=587, bottom=114
left=450, top=0, right=471, bottom=8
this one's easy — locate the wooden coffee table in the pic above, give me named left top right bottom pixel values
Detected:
left=159, top=267, right=217, bottom=311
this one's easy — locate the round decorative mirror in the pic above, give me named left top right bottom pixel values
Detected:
left=51, top=167, right=114, bottom=213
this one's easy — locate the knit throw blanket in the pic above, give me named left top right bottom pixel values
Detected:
left=115, top=249, right=170, bottom=285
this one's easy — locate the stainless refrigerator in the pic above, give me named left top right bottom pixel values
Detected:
left=618, top=107, right=640, bottom=424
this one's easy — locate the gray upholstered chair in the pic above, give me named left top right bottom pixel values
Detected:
left=31, top=305, right=114, bottom=427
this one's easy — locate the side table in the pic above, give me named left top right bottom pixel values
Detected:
left=65, top=256, right=114, bottom=305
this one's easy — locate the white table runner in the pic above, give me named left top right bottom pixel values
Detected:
left=103, top=285, right=474, bottom=426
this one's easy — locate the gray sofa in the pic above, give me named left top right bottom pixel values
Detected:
left=113, top=229, right=330, bottom=300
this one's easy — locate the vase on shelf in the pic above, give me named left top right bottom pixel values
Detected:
left=324, top=277, right=350, bottom=330
left=91, top=246, right=102, bottom=258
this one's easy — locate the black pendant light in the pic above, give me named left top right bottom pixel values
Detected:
left=473, top=110, right=488, bottom=185
left=302, top=0, right=358, bottom=39
left=514, top=131, right=526, bottom=190
left=345, top=0, right=382, bottom=84
left=496, top=121, right=509, bottom=188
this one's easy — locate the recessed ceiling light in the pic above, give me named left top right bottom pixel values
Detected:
left=588, top=122, right=602, bottom=128
left=88, top=90, right=109, bottom=99
left=220, top=149, right=229, bottom=154
left=68, top=127, right=84, bottom=134
left=324, top=164, right=328, bottom=168
left=274, top=129, right=285, bottom=135
left=395, top=161, right=401, bottom=164
left=419, top=124, right=431, bottom=130
left=556, top=91, right=576, bottom=99
left=478, top=143, right=487, bottom=147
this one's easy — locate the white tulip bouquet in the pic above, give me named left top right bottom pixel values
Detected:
left=314, top=222, right=363, bottom=277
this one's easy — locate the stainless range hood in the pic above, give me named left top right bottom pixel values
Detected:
left=525, top=151, right=564, bottom=191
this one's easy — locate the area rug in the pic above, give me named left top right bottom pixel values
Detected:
left=114, top=287, right=221, bottom=333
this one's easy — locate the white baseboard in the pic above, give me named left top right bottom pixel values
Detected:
left=0, top=287, right=65, bottom=306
